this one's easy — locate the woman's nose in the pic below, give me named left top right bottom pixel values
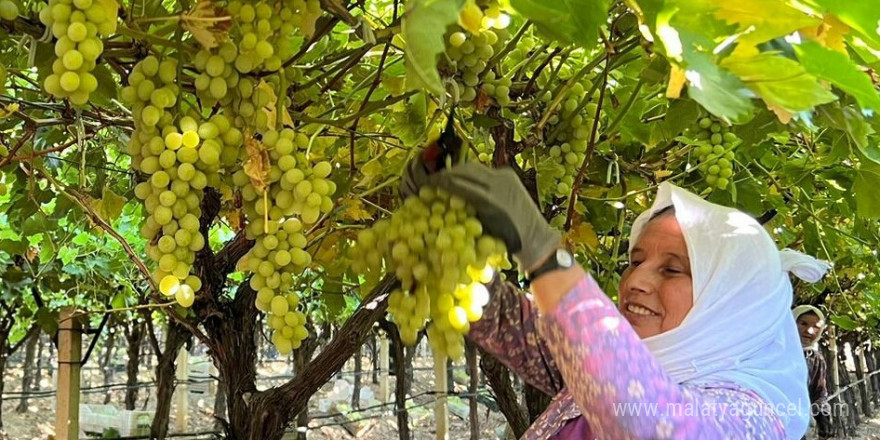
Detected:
left=626, top=266, right=657, bottom=295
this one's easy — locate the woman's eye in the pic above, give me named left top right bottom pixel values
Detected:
left=664, top=267, right=683, bottom=274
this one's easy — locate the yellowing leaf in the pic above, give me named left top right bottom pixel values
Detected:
left=243, top=133, right=270, bottom=191
left=90, top=187, right=127, bottom=222
left=459, top=0, right=484, bottom=34
left=340, top=199, right=373, bottom=221
left=654, top=169, right=673, bottom=179
left=768, top=104, right=793, bottom=124
left=0, top=103, right=19, bottom=120
left=665, top=64, right=686, bottom=98
left=800, top=14, right=849, bottom=54
left=565, top=220, right=599, bottom=251
left=313, top=231, right=341, bottom=265
left=713, top=0, right=819, bottom=46
left=181, top=0, right=232, bottom=50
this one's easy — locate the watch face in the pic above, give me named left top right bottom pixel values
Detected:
left=556, top=249, right=573, bottom=267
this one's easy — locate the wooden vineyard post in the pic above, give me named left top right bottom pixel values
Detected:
left=434, top=352, right=449, bottom=440
left=55, top=307, right=83, bottom=440
left=829, top=326, right=840, bottom=400
left=379, top=330, right=389, bottom=404
left=175, top=346, right=189, bottom=432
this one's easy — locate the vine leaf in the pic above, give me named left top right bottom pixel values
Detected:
left=665, top=65, right=686, bottom=98
left=510, top=0, right=610, bottom=49
left=712, top=0, right=819, bottom=46
left=720, top=50, right=837, bottom=114
left=564, top=218, right=598, bottom=251
left=90, top=187, right=126, bottom=223
left=793, top=40, right=880, bottom=112
left=181, top=0, right=232, bottom=50
left=853, top=163, right=880, bottom=219
left=339, top=198, right=372, bottom=221
left=799, top=14, right=848, bottom=53
left=243, top=133, right=270, bottom=192
left=403, top=0, right=465, bottom=97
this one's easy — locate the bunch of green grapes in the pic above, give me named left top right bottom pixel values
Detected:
left=473, top=139, right=494, bottom=164
left=444, top=27, right=507, bottom=104
left=351, top=186, right=509, bottom=360
left=0, top=0, right=18, bottom=20
left=538, top=80, right=597, bottom=204
left=690, top=117, right=739, bottom=190
left=233, top=128, right=336, bottom=354
left=39, top=0, right=116, bottom=105
left=481, top=71, right=512, bottom=106
left=191, top=0, right=315, bottom=130
left=124, top=58, right=245, bottom=308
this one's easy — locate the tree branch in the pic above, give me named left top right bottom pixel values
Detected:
left=215, top=230, right=254, bottom=276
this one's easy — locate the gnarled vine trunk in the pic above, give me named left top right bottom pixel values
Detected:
left=123, top=318, right=144, bottom=411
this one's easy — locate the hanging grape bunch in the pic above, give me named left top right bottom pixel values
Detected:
left=443, top=1, right=509, bottom=104
left=690, top=116, right=740, bottom=190
left=233, top=128, right=337, bottom=355
left=534, top=78, right=598, bottom=210
left=352, top=186, right=509, bottom=360
left=123, top=57, right=244, bottom=308
left=191, top=0, right=319, bottom=130
left=39, top=0, right=117, bottom=104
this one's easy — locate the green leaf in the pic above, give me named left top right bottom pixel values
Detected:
left=510, top=0, right=610, bottom=48
left=830, top=315, right=858, bottom=331
left=794, top=41, right=880, bottom=112
left=22, top=216, right=57, bottom=237
left=684, top=52, right=754, bottom=123
left=403, top=0, right=465, bottom=97
left=0, top=239, right=27, bottom=256
left=720, top=51, right=837, bottom=113
left=853, top=164, right=880, bottom=219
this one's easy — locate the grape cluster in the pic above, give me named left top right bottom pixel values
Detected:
left=481, top=71, right=512, bottom=106
left=123, top=57, right=244, bottom=307
left=233, top=128, right=336, bottom=354
left=0, top=0, right=18, bottom=20
left=444, top=27, right=507, bottom=104
left=690, top=117, right=739, bottom=190
left=352, top=186, right=509, bottom=360
left=39, top=0, right=116, bottom=105
left=191, top=0, right=316, bottom=130
left=538, top=80, right=597, bottom=203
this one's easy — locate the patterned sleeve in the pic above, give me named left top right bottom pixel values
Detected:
left=466, top=275, right=564, bottom=397
left=536, top=274, right=788, bottom=439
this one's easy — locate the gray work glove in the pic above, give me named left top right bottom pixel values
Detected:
left=401, top=159, right=561, bottom=272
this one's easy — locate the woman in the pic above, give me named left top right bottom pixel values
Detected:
left=402, top=158, right=831, bottom=439
left=793, top=305, right=833, bottom=439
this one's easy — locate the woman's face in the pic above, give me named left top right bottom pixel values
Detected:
left=619, top=213, right=694, bottom=338
left=796, top=313, right=823, bottom=347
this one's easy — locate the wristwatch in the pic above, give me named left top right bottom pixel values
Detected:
left=526, top=248, right=574, bottom=282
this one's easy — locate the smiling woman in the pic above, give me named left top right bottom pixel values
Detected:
left=401, top=155, right=833, bottom=440
left=619, top=207, right=694, bottom=338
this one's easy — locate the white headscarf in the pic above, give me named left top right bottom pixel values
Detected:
left=792, top=305, right=827, bottom=350
left=630, top=182, right=831, bottom=439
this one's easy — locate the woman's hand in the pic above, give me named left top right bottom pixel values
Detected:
left=401, top=159, right=560, bottom=273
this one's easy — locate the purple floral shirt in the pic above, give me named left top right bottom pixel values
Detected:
left=468, top=274, right=787, bottom=439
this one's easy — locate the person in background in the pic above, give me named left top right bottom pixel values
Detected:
left=402, top=154, right=832, bottom=439
left=794, top=305, right=833, bottom=440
